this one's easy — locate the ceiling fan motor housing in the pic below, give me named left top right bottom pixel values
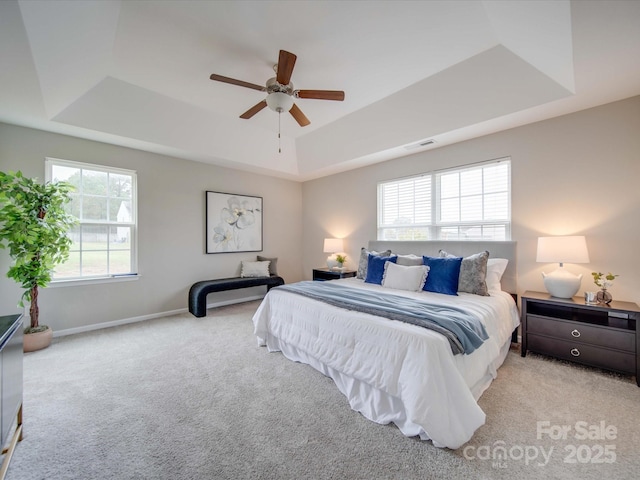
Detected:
left=266, top=77, right=294, bottom=95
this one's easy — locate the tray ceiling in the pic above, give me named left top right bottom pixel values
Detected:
left=1, top=0, right=639, bottom=180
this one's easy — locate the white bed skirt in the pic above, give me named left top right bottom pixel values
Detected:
left=263, top=330, right=512, bottom=448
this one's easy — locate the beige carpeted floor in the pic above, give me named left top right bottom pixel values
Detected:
left=5, top=301, right=640, bottom=479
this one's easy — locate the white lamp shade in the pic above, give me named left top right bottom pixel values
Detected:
left=266, top=92, right=294, bottom=112
left=323, top=238, right=344, bottom=253
left=537, top=236, right=589, bottom=298
left=536, top=236, right=589, bottom=264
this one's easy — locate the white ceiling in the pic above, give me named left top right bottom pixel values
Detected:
left=1, top=0, right=639, bottom=181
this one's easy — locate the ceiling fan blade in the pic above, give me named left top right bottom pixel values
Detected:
left=296, top=90, right=345, bottom=101
left=210, top=74, right=266, bottom=92
left=276, top=50, right=297, bottom=85
left=240, top=100, right=267, bottom=119
left=289, top=103, right=310, bottom=127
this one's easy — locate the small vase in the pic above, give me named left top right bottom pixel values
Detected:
left=596, top=288, right=612, bottom=305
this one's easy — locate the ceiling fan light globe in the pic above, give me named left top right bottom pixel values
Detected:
left=266, top=92, right=293, bottom=113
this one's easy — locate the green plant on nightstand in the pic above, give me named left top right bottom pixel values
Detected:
left=0, top=170, right=77, bottom=351
left=591, top=271, right=618, bottom=304
left=335, top=254, right=347, bottom=268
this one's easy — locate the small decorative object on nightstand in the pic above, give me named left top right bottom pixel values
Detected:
left=312, top=268, right=356, bottom=281
left=592, top=271, right=618, bottom=305
left=521, top=291, right=640, bottom=386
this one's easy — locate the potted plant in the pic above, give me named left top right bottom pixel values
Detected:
left=591, top=271, right=618, bottom=305
left=0, top=170, right=76, bottom=352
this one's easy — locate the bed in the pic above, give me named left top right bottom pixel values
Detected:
left=252, top=241, right=519, bottom=449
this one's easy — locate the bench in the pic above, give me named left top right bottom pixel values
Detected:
left=188, top=275, right=285, bottom=317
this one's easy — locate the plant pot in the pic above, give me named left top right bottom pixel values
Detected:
left=23, top=327, right=53, bottom=352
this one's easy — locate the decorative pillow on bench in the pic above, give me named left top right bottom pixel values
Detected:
left=241, top=260, right=271, bottom=278
left=257, top=255, right=278, bottom=276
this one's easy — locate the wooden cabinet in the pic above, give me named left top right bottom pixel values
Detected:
left=312, top=268, right=357, bottom=281
left=521, top=291, right=640, bottom=386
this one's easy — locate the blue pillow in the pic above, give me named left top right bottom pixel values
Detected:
left=364, top=254, right=397, bottom=285
left=422, top=256, right=462, bottom=295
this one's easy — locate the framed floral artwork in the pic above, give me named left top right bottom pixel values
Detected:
left=206, top=191, right=263, bottom=253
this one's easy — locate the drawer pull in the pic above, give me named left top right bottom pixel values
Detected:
left=570, top=348, right=580, bottom=357
left=571, top=329, right=581, bottom=338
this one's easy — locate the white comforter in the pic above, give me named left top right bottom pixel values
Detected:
left=252, top=278, right=519, bottom=449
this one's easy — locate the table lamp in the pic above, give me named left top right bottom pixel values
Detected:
left=536, top=236, right=589, bottom=298
left=323, top=238, right=344, bottom=270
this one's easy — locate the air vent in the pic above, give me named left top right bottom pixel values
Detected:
left=404, top=139, right=437, bottom=150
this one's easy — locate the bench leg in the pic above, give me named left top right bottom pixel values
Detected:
left=193, top=294, right=207, bottom=318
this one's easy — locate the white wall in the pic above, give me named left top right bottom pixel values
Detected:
left=0, top=123, right=303, bottom=333
left=301, top=96, right=640, bottom=305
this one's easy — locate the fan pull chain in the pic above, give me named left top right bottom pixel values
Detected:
left=278, top=110, right=282, bottom=153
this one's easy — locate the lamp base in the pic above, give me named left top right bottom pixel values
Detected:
left=541, top=267, right=582, bottom=298
left=326, top=255, right=339, bottom=270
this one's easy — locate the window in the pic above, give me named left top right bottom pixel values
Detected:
left=378, top=158, right=510, bottom=241
left=45, top=158, right=137, bottom=281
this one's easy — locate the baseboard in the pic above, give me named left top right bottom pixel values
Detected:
left=54, top=295, right=265, bottom=337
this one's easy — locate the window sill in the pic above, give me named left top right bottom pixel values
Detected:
left=49, top=274, right=140, bottom=288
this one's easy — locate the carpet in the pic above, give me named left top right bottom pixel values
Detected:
left=5, top=301, right=640, bottom=479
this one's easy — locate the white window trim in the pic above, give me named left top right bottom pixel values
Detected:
left=45, top=157, right=139, bottom=285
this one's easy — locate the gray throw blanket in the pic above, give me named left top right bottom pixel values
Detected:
left=275, top=281, right=489, bottom=355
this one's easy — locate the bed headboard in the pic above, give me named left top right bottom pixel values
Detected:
left=367, top=240, right=517, bottom=294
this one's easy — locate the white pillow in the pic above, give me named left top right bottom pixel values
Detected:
left=381, top=262, right=429, bottom=292
left=486, top=258, right=508, bottom=291
left=240, top=260, right=271, bottom=278
left=395, top=254, right=424, bottom=266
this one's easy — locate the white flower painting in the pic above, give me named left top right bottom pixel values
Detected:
left=206, top=191, right=262, bottom=253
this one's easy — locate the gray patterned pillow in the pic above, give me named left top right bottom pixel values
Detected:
left=357, top=248, right=392, bottom=279
left=439, top=250, right=489, bottom=296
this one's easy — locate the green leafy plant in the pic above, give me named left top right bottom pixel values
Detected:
left=335, top=254, right=347, bottom=265
left=0, top=171, right=77, bottom=333
left=591, top=271, right=618, bottom=289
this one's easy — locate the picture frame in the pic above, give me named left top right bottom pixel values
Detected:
left=206, top=191, right=263, bottom=254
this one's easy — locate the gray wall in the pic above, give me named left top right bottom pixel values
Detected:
left=301, top=96, right=640, bottom=305
left=2, top=95, right=639, bottom=334
left=0, top=123, right=303, bottom=333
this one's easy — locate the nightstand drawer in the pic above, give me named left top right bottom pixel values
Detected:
left=527, top=314, right=635, bottom=353
left=528, top=334, right=636, bottom=374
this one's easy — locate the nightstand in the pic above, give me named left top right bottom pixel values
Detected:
left=521, top=291, right=640, bottom=386
left=312, top=268, right=357, bottom=281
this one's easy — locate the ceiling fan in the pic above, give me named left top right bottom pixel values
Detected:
left=209, top=50, right=345, bottom=127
